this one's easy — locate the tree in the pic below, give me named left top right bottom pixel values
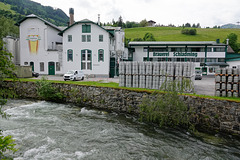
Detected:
left=0, top=16, right=18, bottom=159
left=139, top=19, right=148, bottom=27
left=224, top=33, right=240, bottom=53
left=143, top=32, right=156, bottom=41
left=117, top=16, right=123, bottom=28
left=185, top=23, right=191, bottom=28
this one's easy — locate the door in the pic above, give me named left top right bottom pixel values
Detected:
left=48, top=62, right=55, bottom=75
left=30, top=62, right=34, bottom=71
left=110, top=58, right=115, bottom=78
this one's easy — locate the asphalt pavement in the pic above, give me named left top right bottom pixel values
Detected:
left=32, top=75, right=215, bottom=96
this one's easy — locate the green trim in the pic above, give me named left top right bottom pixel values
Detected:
left=58, top=19, right=114, bottom=37
left=147, top=46, right=150, bottom=61
left=98, top=49, right=104, bottom=62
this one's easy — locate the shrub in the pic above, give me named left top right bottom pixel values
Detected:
left=181, top=29, right=197, bottom=35
left=36, top=77, right=66, bottom=102
left=139, top=78, right=195, bottom=131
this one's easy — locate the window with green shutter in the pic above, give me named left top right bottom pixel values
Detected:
left=82, top=25, right=91, bottom=33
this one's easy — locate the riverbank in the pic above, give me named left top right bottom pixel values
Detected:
left=1, top=80, right=240, bottom=137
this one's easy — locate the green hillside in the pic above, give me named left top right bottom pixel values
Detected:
left=125, top=27, right=240, bottom=43
left=0, top=0, right=68, bottom=26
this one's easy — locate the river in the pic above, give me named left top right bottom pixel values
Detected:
left=1, top=99, right=240, bottom=160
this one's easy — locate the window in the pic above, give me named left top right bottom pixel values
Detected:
left=56, top=62, right=60, bottom=71
left=81, top=49, right=92, bottom=70
left=98, top=49, right=104, bottom=62
left=87, top=35, right=91, bottom=42
left=24, top=62, right=28, bottom=65
left=99, top=35, right=103, bottom=42
left=40, top=62, right=44, bottom=71
left=67, top=49, right=73, bottom=61
left=68, top=35, right=72, bottom=42
left=82, top=35, right=86, bottom=42
left=213, top=47, right=225, bottom=52
left=82, top=25, right=91, bottom=33
left=82, top=35, right=91, bottom=42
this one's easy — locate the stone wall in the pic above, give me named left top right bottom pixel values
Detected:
left=2, top=80, right=240, bottom=136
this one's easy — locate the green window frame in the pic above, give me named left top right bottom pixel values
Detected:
left=82, top=24, right=91, bottom=33
left=99, top=35, right=103, bottom=42
left=98, top=49, right=104, bottom=62
left=81, top=49, right=92, bottom=70
left=67, top=49, right=73, bottom=61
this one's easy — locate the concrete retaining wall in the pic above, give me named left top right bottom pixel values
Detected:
left=2, top=80, right=240, bottom=136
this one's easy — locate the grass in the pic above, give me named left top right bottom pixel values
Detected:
left=0, top=2, right=16, bottom=14
left=5, top=78, right=240, bottom=103
left=125, top=27, right=240, bottom=43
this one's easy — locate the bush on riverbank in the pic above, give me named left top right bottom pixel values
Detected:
left=139, top=79, right=195, bottom=131
left=36, top=77, right=66, bottom=102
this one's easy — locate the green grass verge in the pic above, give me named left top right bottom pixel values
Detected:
left=4, top=78, right=240, bottom=103
left=0, top=2, right=16, bottom=14
left=125, top=27, right=240, bottom=43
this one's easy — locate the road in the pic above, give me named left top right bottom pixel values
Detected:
left=32, top=75, right=215, bottom=96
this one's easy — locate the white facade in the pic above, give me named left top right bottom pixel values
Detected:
left=16, top=14, right=63, bottom=75
left=129, top=41, right=228, bottom=75
left=15, top=15, right=125, bottom=77
left=61, top=20, right=114, bottom=77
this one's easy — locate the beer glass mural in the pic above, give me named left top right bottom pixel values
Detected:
left=27, top=28, right=40, bottom=54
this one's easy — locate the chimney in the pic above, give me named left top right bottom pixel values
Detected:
left=69, top=8, right=74, bottom=26
left=226, top=39, right=229, bottom=45
left=98, top=14, right=100, bottom=25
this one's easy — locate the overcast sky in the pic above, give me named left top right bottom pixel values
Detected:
left=31, top=0, right=240, bottom=27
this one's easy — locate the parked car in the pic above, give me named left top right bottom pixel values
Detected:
left=32, top=71, right=39, bottom=78
left=63, top=70, right=84, bottom=81
left=195, top=70, right=202, bottom=80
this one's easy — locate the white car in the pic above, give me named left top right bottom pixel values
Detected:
left=63, top=70, right=84, bottom=81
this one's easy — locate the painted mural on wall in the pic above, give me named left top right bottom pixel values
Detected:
left=27, top=28, right=41, bottom=54
left=27, top=35, right=41, bottom=54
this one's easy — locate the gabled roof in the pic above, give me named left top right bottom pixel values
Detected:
left=58, top=19, right=114, bottom=36
left=15, top=14, right=63, bottom=32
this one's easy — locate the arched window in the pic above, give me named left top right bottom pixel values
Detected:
left=81, top=49, right=92, bottom=70
left=67, top=49, right=73, bottom=61
left=98, top=49, right=104, bottom=62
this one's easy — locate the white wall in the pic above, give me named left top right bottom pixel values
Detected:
left=19, top=18, right=63, bottom=74
left=62, top=23, right=111, bottom=76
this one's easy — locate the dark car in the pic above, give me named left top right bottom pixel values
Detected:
left=32, top=71, right=39, bottom=78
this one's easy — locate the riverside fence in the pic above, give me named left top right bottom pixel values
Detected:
left=119, top=61, right=195, bottom=92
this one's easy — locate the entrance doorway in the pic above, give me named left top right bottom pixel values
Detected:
left=48, top=62, right=55, bottom=75
left=30, top=62, right=34, bottom=71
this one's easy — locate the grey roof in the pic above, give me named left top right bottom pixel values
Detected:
left=15, top=14, right=63, bottom=32
left=129, top=41, right=227, bottom=47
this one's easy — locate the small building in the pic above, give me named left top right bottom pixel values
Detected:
left=148, top=20, right=156, bottom=27
left=128, top=41, right=228, bottom=75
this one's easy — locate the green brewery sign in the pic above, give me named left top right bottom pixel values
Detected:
left=153, top=52, right=198, bottom=57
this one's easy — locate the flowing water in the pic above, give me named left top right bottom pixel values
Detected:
left=1, top=99, right=240, bottom=160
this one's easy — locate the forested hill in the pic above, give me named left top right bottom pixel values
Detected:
left=0, top=0, right=69, bottom=26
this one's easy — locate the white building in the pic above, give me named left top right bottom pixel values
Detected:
left=15, top=14, right=63, bottom=75
left=128, top=41, right=228, bottom=75
left=15, top=9, right=125, bottom=77
left=59, top=19, right=124, bottom=77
